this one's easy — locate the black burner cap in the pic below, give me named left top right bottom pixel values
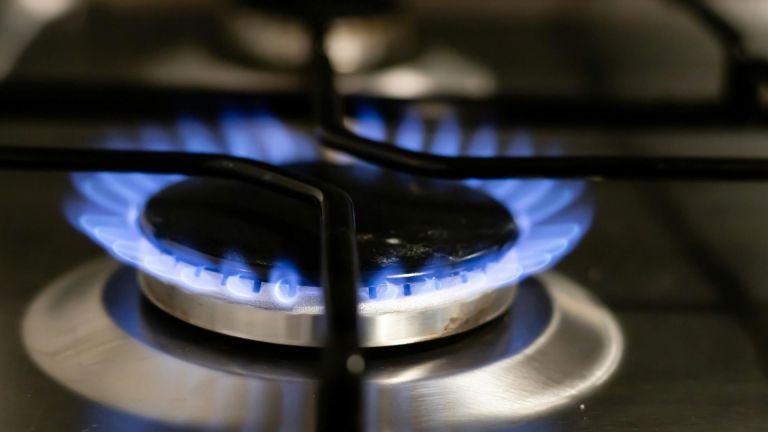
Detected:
left=140, top=162, right=517, bottom=286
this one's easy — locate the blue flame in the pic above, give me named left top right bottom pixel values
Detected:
left=268, top=261, right=302, bottom=307
left=353, top=103, right=387, bottom=141
left=67, top=106, right=592, bottom=313
left=430, top=114, right=461, bottom=156
left=394, top=108, right=425, bottom=152
left=466, top=123, right=499, bottom=157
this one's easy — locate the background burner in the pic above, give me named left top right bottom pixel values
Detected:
left=140, top=162, right=518, bottom=287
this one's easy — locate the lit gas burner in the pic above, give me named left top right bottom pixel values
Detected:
left=66, top=105, right=592, bottom=346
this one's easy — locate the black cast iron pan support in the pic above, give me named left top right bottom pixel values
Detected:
left=309, top=1, right=768, bottom=180
left=670, top=0, right=766, bottom=113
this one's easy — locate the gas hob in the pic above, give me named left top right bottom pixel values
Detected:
left=2, top=1, right=768, bottom=431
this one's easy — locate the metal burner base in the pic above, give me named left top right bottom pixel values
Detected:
left=138, top=271, right=517, bottom=347
left=23, top=258, right=623, bottom=430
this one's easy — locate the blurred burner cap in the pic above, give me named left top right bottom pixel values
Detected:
left=140, top=162, right=517, bottom=286
left=220, top=0, right=419, bottom=72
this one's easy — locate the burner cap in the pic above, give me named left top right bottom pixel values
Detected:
left=140, top=162, right=517, bottom=287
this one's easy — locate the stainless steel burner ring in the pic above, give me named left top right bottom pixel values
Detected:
left=138, top=271, right=518, bottom=347
left=23, top=258, right=623, bottom=430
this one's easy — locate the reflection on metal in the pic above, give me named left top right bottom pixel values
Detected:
left=0, top=0, right=78, bottom=78
left=340, top=47, right=498, bottom=98
left=222, top=8, right=418, bottom=72
left=67, top=112, right=592, bottom=344
left=23, top=258, right=623, bottom=430
left=139, top=271, right=517, bottom=347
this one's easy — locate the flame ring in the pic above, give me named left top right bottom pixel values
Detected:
left=68, top=106, right=592, bottom=313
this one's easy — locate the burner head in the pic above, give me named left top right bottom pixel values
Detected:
left=140, top=162, right=517, bottom=287
left=65, top=110, right=592, bottom=347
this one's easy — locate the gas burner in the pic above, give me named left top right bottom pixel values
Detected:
left=137, top=162, right=519, bottom=346
left=66, top=107, right=592, bottom=346
left=23, top=259, right=623, bottom=430
left=140, top=163, right=518, bottom=285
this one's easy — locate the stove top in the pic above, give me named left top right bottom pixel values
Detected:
left=1, top=0, right=768, bottom=431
